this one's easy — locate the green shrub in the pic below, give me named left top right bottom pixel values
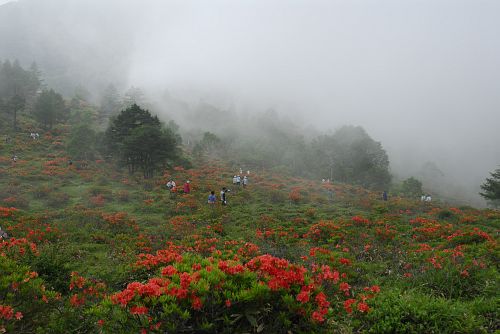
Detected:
left=407, top=259, right=497, bottom=300
left=1, top=195, right=29, bottom=209
left=46, top=192, right=70, bottom=208
left=143, top=181, right=154, bottom=191
left=269, top=190, right=287, bottom=204
left=437, top=209, right=455, bottom=220
left=87, top=186, right=113, bottom=200
left=117, top=189, right=129, bottom=202
left=29, top=244, right=72, bottom=293
left=33, top=184, right=52, bottom=199
left=360, top=289, right=486, bottom=333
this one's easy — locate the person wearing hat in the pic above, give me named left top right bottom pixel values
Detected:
left=183, top=180, right=191, bottom=194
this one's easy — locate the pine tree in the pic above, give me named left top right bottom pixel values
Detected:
left=480, top=167, right=500, bottom=207
left=105, top=104, right=181, bottom=178
left=33, top=89, right=66, bottom=129
left=0, top=60, right=41, bottom=131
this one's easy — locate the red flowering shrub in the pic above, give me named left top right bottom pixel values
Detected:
left=0, top=206, right=18, bottom=218
left=93, top=243, right=378, bottom=333
left=289, top=187, right=302, bottom=203
left=89, top=194, right=106, bottom=207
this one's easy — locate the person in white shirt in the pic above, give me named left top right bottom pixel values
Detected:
left=221, top=187, right=229, bottom=205
left=166, top=180, right=176, bottom=190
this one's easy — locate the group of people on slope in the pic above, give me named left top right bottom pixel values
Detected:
left=7, top=132, right=42, bottom=163
left=166, top=180, right=191, bottom=194
left=382, top=192, right=433, bottom=202
left=381, top=191, right=433, bottom=202
left=166, top=168, right=250, bottom=206
left=421, top=194, right=432, bottom=202
left=207, top=188, right=230, bottom=206
left=232, top=175, right=248, bottom=187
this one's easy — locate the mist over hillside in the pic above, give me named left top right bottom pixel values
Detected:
left=1, top=0, right=499, bottom=206
left=0, top=2, right=499, bottom=332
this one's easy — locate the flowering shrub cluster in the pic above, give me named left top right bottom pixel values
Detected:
left=93, top=238, right=378, bottom=333
left=0, top=136, right=498, bottom=334
left=0, top=220, right=59, bottom=332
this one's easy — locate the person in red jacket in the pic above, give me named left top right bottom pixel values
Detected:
left=183, top=180, right=191, bottom=194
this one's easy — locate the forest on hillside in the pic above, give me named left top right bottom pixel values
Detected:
left=0, top=59, right=498, bottom=333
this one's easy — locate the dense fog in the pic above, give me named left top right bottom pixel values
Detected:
left=1, top=0, right=499, bottom=206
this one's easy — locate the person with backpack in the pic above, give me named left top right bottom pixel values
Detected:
left=221, top=187, right=229, bottom=205
left=208, top=191, right=216, bottom=204
left=166, top=180, right=177, bottom=198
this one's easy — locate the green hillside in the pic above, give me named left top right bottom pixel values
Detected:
left=0, top=61, right=498, bottom=333
left=1, top=113, right=499, bottom=333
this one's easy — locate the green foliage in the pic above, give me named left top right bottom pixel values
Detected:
left=105, top=104, right=182, bottom=178
left=0, top=101, right=498, bottom=334
left=46, top=191, right=70, bottom=208
left=437, top=209, right=454, bottom=220
left=92, top=252, right=331, bottom=334
left=67, top=123, right=97, bottom=161
left=0, top=256, right=59, bottom=333
left=124, top=125, right=179, bottom=178
left=0, top=60, right=40, bottom=132
left=33, top=89, right=67, bottom=129
left=29, top=244, right=72, bottom=293
left=0, top=59, right=40, bottom=100
left=311, top=126, right=391, bottom=189
left=361, top=289, right=487, bottom=334
left=401, top=177, right=423, bottom=198
left=193, top=131, right=225, bottom=158
left=2, top=94, right=25, bottom=131
left=68, top=105, right=98, bottom=126
left=479, top=167, right=500, bottom=207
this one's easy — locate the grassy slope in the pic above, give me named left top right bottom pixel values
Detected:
left=1, top=123, right=499, bottom=332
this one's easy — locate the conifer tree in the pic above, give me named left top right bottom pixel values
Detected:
left=480, top=167, right=500, bottom=207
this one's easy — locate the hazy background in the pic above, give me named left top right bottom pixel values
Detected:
left=1, top=0, right=499, bottom=206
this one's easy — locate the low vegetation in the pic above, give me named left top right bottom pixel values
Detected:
left=0, top=60, right=498, bottom=333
